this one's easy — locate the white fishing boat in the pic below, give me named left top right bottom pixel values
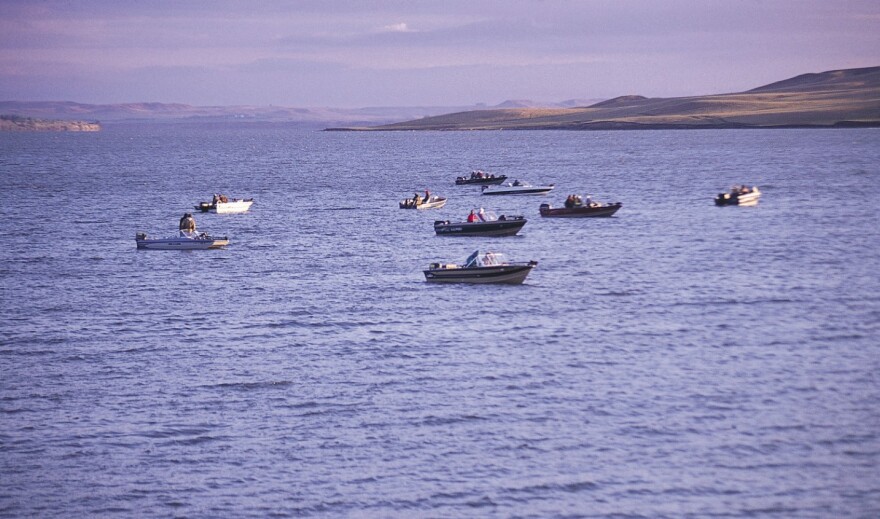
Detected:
left=195, top=195, right=254, bottom=213
left=481, top=180, right=554, bottom=196
left=715, top=185, right=761, bottom=206
left=399, top=195, right=448, bottom=209
left=135, top=231, right=229, bottom=250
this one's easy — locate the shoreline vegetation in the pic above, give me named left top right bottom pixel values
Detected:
left=0, top=114, right=101, bottom=132
left=327, top=66, right=880, bottom=131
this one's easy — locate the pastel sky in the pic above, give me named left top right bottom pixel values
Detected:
left=1, top=0, right=878, bottom=107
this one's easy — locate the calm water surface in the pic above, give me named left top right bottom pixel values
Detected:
left=1, top=126, right=879, bottom=517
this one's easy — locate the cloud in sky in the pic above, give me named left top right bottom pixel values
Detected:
left=382, top=22, right=413, bottom=33
left=0, top=0, right=878, bottom=107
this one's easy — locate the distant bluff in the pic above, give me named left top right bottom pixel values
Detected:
left=0, top=114, right=101, bottom=132
left=333, top=65, right=880, bottom=131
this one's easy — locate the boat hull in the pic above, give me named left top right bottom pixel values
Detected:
left=136, top=233, right=229, bottom=250
left=715, top=191, right=761, bottom=206
left=539, top=202, right=622, bottom=217
left=195, top=199, right=254, bottom=213
left=481, top=186, right=554, bottom=196
left=434, top=217, right=526, bottom=236
left=424, top=263, right=536, bottom=284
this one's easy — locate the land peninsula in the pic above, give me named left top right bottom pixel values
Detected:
left=328, top=66, right=880, bottom=131
left=0, top=114, right=100, bottom=132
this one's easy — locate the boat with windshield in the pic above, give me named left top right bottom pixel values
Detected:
left=136, top=230, right=229, bottom=250
left=400, top=192, right=447, bottom=209
left=424, top=250, right=537, bottom=284
left=481, top=180, right=554, bottom=196
left=540, top=194, right=622, bottom=217
left=195, top=194, right=254, bottom=213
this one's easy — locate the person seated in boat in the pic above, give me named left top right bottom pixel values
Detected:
left=218, top=194, right=228, bottom=203
left=179, top=213, right=196, bottom=236
left=412, top=193, right=421, bottom=207
left=584, top=194, right=592, bottom=207
left=564, top=195, right=574, bottom=208
left=467, top=210, right=478, bottom=223
left=477, top=208, right=487, bottom=221
left=573, top=195, right=583, bottom=207
left=513, top=179, right=522, bottom=186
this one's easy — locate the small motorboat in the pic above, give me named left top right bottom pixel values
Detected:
left=434, top=210, right=526, bottom=236
left=136, top=231, right=229, bottom=250
left=455, top=170, right=507, bottom=185
left=424, top=250, right=537, bottom=284
left=195, top=194, right=254, bottom=213
left=540, top=195, right=622, bottom=217
left=481, top=181, right=554, bottom=196
left=399, top=195, right=448, bottom=210
left=715, top=185, right=761, bottom=206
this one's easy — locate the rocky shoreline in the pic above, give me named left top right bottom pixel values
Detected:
left=0, top=115, right=101, bottom=132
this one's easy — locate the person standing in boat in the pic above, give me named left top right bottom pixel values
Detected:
left=179, top=213, right=196, bottom=236
left=423, top=190, right=431, bottom=204
left=412, top=192, right=421, bottom=207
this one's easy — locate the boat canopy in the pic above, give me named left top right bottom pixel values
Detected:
left=475, top=208, right=497, bottom=221
left=464, top=250, right=507, bottom=267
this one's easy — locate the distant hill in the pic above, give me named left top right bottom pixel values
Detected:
left=332, top=66, right=880, bottom=131
left=0, top=114, right=100, bottom=132
left=0, top=97, right=607, bottom=127
left=0, top=100, right=577, bottom=127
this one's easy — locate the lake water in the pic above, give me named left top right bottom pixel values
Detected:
left=1, top=125, right=879, bottom=517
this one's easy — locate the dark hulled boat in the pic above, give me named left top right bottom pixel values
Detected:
left=455, top=171, right=507, bottom=185
left=539, top=201, right=622, bottom=217
left=434, top=215, right=526, bottom=237
left=481, top=181, right=554, bottom=196
left=424, top=250, right=537, bottom=284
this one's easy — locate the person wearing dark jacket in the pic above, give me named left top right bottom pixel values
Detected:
left=179, top=213, right=196, bottom=235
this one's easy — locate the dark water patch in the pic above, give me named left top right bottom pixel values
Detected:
left=204, top=380, right=295, bottom=391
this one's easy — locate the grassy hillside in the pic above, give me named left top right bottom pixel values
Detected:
left=336, top=66, right=880, bottom=131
